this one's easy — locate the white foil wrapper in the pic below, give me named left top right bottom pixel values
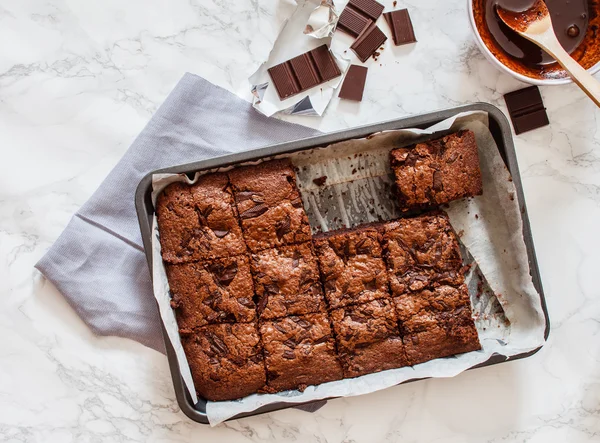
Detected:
left=150, top=111, right=546, bottom=426
left=249, top=0, right=347, bottom=117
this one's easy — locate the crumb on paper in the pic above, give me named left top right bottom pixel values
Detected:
left=352, top=168, right=357, bottom=174
left=313, top=176, right=328, bottom=186
left=393, top=0, right=397, bottom=6
left=509, top=192, right=515, bottom=201
left=475, top=214, right=479, bottom=219
left=458, top=229, right=465, bottom=237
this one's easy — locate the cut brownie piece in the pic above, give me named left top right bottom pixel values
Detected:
left=156, top=173, right=246, bottom=263
left=331, top=299, right=408, bottom=377
left=181, top=322, right=266, bottom=401
left=166, top=255, right=256, bottom=330
left=390, top=130, right=483, bottom=211
left=314, top=225, right=389, bottom=310
left=381, top=212, right=464, bottom=295
left=402, top=308, right=481, bottom=365
left=251, top=242, right=326, bottom=320
left=261, top=313, right=343, bottom=391
left=229, top=159, right=312, bottom=252
left=394, top=284, right=480, bottom=365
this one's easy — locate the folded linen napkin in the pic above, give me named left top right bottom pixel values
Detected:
left=36, top=73, right=319, bottom=353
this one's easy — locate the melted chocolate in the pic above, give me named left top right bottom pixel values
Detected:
left=485, top=0, right=589, bottom=67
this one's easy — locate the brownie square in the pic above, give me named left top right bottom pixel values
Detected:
left=331, top=299, right=408, bottom=377
left=166, top=255, right=256, bottom=330
left=381, top=213, right=464, bottom=295
left=182, top=322, right=266, bottom=401
left=314, top=226, right=389, bottom=310
left=229, top=159, right=312, bottom=252
left=260, top=313, right=343, bottom=391
left=390, top=130, right=483, bottom=211
left=394, top=284, right=481, bottom=365
left=251, top=242, right=326, bottom=320
left=156, top=173, right=246, bottom=263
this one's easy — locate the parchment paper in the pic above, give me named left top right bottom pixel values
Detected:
left=150, top=111, right=546, bottom=426
left=249, top=0, right=347, bottom=117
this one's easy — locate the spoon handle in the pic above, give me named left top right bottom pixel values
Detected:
left=540, top=35, right=600, bottom=107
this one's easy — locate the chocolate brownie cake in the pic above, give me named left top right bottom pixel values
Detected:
left=182, top=322, right=266, bottom=401
left=331, top=299, right=408, bottom=377
left=166, top=255, right=256, bottom=330
left=251, top=242, right=326, bottom=320
left=260, top=313, right=343, bottom=391
left=390, top=130, right=483, bottom=211
left=314, top=226, right=389, bottom=310
left=156, top=173, right=246, bottom=263
left=381, top=212, right=464, bottom=295
left=229, top=159, right=312, bottom=252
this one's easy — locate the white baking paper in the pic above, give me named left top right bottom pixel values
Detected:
left=150, top=111, right=547, bottom=426
left=249, top=0, right=348, bottom=117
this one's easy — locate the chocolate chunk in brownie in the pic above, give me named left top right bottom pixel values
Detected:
left=229, top=159, right=312, bottom=252
left=260, top=313, right=343, bottom=391
left=251, top=242, right=326, bottom=320
left=331, top=298, right=408, bottom=377
left=181, top=322, right=266, bottom=401
left=166, top=255, right=256, bottom=330
left=402, top=305, right=481, bottom=366
left=313, top=226, right=390, bottom=309
left=381, top=212, right=464, bottom=295
left=156, top=173, right=246, bottom=263
left=390, top=130, right=483, bottom=211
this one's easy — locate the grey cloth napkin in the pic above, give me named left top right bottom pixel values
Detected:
left=35, top=73, right=319, bottom=353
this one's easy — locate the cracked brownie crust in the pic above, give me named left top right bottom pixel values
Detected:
left=229, top=159, right=312, bottom=252
left=260, top=313, right=343, bottom=392
left=166, top=255, right=256, bottom=330
left=314, top=226, right=389, bottom=310
left=156, top=174, right=246, bottom=263
left=251, top=242, right=326, bottom=320
left=182, top=322, right=266, bottom=401
left=331, top=298, right=408, bottom=377
left=390, top=130, right=483, bottom=211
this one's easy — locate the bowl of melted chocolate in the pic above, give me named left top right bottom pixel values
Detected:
left=469, top=0, right=600, bottom=83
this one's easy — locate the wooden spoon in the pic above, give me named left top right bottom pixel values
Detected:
left=496, top=0, right=600, bottom=107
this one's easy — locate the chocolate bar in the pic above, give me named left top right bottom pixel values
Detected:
left=338, top=65, right=368, bottom=101
left=267, top=45, right=342, bottom=100
left=337, top=0, right=385, bottom=37
left=384, top=9, right=417, bottom=46
left=350, top=22, right=387, bottom=63
left=503, top=86, right=549, bottom=135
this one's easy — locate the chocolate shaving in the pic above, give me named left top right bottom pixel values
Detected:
left=256, top=294, right=268, bottom=315
left=208, top=261, right=238, bottom=287
left=211, top=228, right=230, bottom=238
left=275, top=214, right=292, bottom=240
left=282, top=350, right=296, bottom=360
left=206, top=332, right=229, bottom=355
left=432, top=171, right=443, bottom=191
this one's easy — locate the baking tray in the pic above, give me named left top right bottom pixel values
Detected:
left=135, top=103, right=550, bottom=424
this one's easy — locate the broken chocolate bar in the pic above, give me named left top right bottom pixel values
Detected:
left=350, top=22, right=387, bottom=63
left=267, top=45, right=342, bottom=101
left=384, top=9, right=417, bottom=46
left=337, top=0, right=385, bottom=37
left=338, top=65, right=368, bottom=101
left=503, top=86, right=549, bottom=135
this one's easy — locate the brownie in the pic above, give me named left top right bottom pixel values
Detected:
left=331, top=299, right=408, bottom=377
left=166, top=255, right=256, bottom=330
left=251, top=242, right=326, bottom=320
left=313, top=226, right=389, bottom=310
left=394, top=284, right=480, bottom=365
left=181, top=322, right=266, bottom=401
left=260, top=313, right=343, bottom=391
left=390, top=130, right=483, bottom=211
left=381, top=213, right=464, bottom=295
left=229, top=159, right=312, bottom=252
left=156, top=173, right=246, bottom=263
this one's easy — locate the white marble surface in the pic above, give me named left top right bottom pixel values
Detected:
left=1, top=0, right=599, bottom=441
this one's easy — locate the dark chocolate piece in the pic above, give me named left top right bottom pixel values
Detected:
left=350, top=22, right=387, bottom=63
left=268, top=45, right=341, bottom=100
left=338, top=65, right=368, bottom=101
left=503, top=86, right=549, bottom=135
left=348, top=0, right=385, bottom=21
left=384, top=9, right=417, bottom=46
left=337, top=0, right=384, bottom=37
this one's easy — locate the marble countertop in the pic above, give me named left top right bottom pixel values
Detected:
left=1, top=0, right=599, bottom=441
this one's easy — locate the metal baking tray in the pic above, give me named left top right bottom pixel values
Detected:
left=135, top=103, right=550, bottom=424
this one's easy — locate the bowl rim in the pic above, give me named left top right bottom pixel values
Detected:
left=467, top=0, right=600, bottom=85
